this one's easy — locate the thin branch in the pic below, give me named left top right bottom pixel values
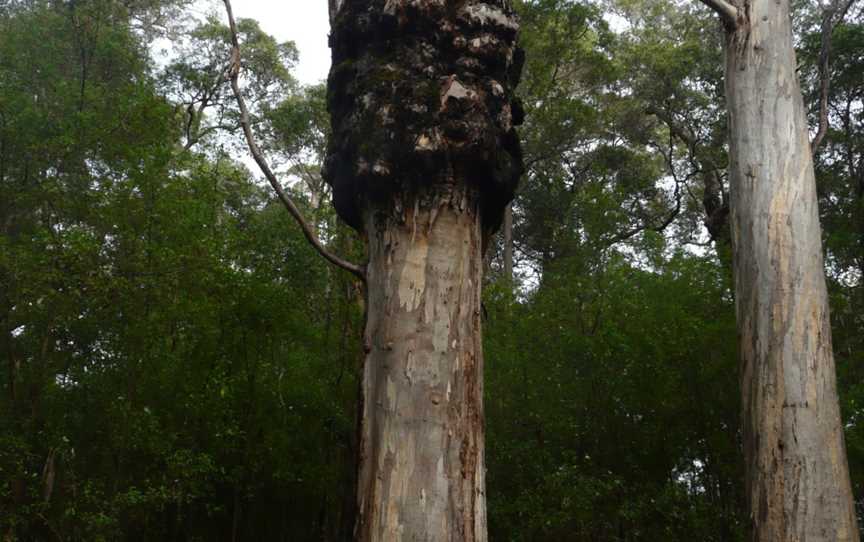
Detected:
left=221, top=0, right=365, bottom=281
left=646, top=106, right=730, bottom=243
left=183, top=63, right=230, bottom=151
left=811, top=17, right=832, bottom=153
left=697, top=0, right=739, bottom=28
left=811, top=0, right=858, bottom=154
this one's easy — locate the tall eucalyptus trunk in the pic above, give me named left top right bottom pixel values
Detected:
left=325, top=1, right=523, bottom=540
left=715, top=0, right=860, bottom=537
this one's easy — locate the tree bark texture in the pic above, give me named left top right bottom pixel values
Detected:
left=325, top=0, right=523, bottom=240
left=723, top=0, right=860, bottom=539
left=358, top=185, right=486, bottom=541
left=324, top=1, right=523, bottom=540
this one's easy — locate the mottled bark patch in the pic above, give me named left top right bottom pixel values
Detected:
left=356, top=185, right=487, bottom=542
left=724, top=0, right=859, bottom=538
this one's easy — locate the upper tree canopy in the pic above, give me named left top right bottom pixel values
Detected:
left=324, top=0, right=525, bottom=239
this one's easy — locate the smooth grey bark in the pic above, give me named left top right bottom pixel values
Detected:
left=719, top=0, right=860, bottom=538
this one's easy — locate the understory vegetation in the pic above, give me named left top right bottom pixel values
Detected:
left=1, top=0, right=862, bottom=540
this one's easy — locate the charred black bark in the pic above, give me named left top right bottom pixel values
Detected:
left=324, top=0, right=524, bottom=243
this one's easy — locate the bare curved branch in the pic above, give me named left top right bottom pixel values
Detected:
left=221, top=0, right=365, bottom=282
left=812, top=0, right=858, bottom=154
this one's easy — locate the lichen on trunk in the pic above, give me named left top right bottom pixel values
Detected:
left=324, top=1, right=523, bottom=540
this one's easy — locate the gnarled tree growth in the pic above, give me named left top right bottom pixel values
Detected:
left=325, top=1, right=523, bottom=539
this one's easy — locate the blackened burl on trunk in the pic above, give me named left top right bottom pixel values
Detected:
left=323, top=0, right=524, bottom=239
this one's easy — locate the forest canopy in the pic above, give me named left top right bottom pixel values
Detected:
left=1, top=0, right=863, bottom=540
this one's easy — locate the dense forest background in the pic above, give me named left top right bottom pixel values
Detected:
left=1, top=0, right=862, bottom=540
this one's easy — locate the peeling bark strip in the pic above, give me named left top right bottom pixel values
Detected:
left=359, top=186, right=486, bottom=541
left=325, top=1, right=523, bottom=540
left=722, top=0, right=860, bottom=539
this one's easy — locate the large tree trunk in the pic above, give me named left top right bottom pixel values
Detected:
left=357, top=185, right=486, bottom=541
left=723, top=0, right=860, bottom=538
left=325, top=1, right=523, bottom=540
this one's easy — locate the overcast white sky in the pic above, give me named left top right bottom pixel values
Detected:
left=214, top=0, right=332, bottom=85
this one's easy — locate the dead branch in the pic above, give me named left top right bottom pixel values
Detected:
left=221, top=0, right=365, bottom=281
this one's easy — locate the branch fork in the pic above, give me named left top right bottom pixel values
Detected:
left=698, top=0, right=740, bottom=27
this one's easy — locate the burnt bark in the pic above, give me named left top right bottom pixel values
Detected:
left=325, top=1, right=523, bottom=540
left=325, top=0, right=523, bottom=242
left=720, top=0, right=860, bottom=538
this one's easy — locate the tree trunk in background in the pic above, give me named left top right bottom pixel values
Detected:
left=723, top=0, right=860, bottom=538
left=325, top=1, right=523, bottom=540
left=503, top=203, right=513, bottom=282
left=358, top=184, right=486, bottom=540
left=702, top=168, right=733, bottom=271
left=858, top=174, right=864, bottom=286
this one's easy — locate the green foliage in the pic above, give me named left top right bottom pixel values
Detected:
left=792, top=6, right=864, bottom=518
left=0, top=1, right=359, bottom=539
left=1, top=0, right=862, bottom=540
left=485, top=252, right=743, bottom=541
left=160, top=13, right=298, bottom=150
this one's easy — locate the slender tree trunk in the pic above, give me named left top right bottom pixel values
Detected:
left=723, top=0, right=860, bottom=538
left=857, top=173, right=864, bottom=285
left=231, top=485, right=241, bottom=542
left=503, top=203, right=513, bottom=282
left=702, top=169, right=733, bottom=270
left=357, top=185, right=486, bottom=541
